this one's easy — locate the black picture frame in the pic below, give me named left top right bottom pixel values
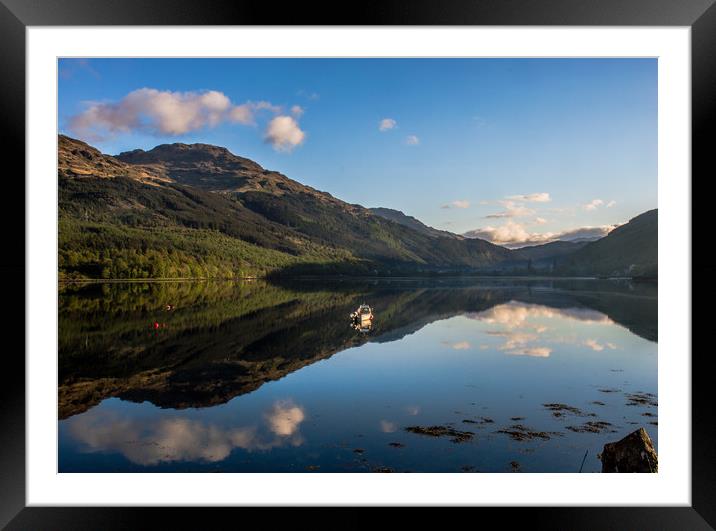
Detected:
left=1, top=0, right=711, bottom=527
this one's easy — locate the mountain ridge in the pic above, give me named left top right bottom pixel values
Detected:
left=57, top=134, right=657, bottom=280
left=558, top=209, right=657, bottom=278
left=368, top=207, right=462, bottom=240
left=58, top=135, right=511, bottom=279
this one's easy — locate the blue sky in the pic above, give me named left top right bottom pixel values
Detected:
left=58, top=58, right=657, bottom=247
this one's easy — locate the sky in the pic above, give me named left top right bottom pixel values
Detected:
left=58, top=58, right=657, bottom=248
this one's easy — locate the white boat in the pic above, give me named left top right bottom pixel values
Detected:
left=350, top=304, right=374, bottom=332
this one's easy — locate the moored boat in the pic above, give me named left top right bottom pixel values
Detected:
left=350, top=303, right=374, bottom=332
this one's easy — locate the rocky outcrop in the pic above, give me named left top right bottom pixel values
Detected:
left=58, top=134, right=171, bottom=184
left=600, top=427, right=658, bottom=473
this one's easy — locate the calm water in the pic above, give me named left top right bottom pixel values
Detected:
left=58, top=278, right=657, bottom=473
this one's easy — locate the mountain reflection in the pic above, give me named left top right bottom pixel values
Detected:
left=59, top=278, right=656, bottom=419
left=66, top=399, right=306, bottom=465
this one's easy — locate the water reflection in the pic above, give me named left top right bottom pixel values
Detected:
left=66, top=399, right=306, bottom=466
left=350, top=303, right=374, bottom=333
left=264, top=400, right=305, bottom=438
left=59, top=278, right=657, bottom=472
left=379, top=420, right=398, bottom=433
left=466, top=301, right=631, bottom=358
left=583, top=339, right=617, bottom=351
left=469, top=301, right=614, bottom=328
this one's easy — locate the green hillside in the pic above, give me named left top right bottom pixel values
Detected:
left=58, top=135, right=657, bottom=280
left=558, top=209, right=658, bottom=278
left=58, top=135, right=510, bottom=279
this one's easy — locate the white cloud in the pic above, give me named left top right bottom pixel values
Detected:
left=297, top=90, right=320, bottom=101
left=485, top=200, right=535, bottom=219
left=59, top=58, right=100, bottom=80
left=583, top=199, right=605, bottom=211
left=228, top=104, right=255, bottom=125
left=463, top=220, right=618, bottom=248
left=534, top=217, right=548, bottom=225
left=606, top=200, right=617, bottom=208
left=290, top=105, right=305, bottom=117
left=485, top=210, right=527, bottom=219
left=484, top=194, right=550, bottom=219
left=264, top=115, right=306, bottom=152
left=507, top=192, right=551, bottom=203
left=250, top=100, right=282, bottom=114
left=442, top=200, right=470, bottom=209
left=464, top=220, right=532, bottom=245
left=379, top=118, right=397, bottom=131
left=68, top=88, right=283, bottom=140
left=554, top=225, right=618, bottom=242
left=405, top=135, right=420, bottom=145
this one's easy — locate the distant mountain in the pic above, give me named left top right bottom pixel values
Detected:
left=462, top=228, right=487, bottom=240
left=568, top=236, right=604, bottom=244
left=58, top=135, right=511, bottom=279
left=558, top=209, right=657, bottom=278
left=369, top=207, right=461, bottom=239
left=511, top=240, right=590, bottom=261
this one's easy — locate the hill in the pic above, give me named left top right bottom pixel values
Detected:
left=558, top=209, right=658, bottom=278
left=511, top=240, right=590, bottom=261
left=59, top=135, right=511, bottom=279
left=369, top=207, right=461, bottom=239
left=57, top=135, right=657, bottom=280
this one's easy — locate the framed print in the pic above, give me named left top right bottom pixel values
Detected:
left=2, top=0, right=712, bottom=527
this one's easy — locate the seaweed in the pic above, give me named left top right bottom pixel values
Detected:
left=566, top=421, right=615, bottom=434
left=405, top=425, right=474, bottom=443
left=496, top=424, right=561, bottom=442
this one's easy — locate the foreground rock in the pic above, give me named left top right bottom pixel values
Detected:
left=600, top=428, right=658, bottom=472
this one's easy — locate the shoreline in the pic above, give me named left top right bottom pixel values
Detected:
left=58, top=274, right=656, bottom=284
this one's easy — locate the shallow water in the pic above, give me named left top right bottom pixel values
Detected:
left=58, top=278, right=657, bottom=472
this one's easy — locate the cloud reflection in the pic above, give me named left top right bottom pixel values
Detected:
left=442, top=340, right=472, bottom=350
left=506, top=347, right=553, bottom=358
left=583, top=339, right=617, bottom=351
left=469, top=302, right=613, bottom=328
left=469, top=302, right=614, bottom=359
left=380, top=420, right=397, bottom=433
left=67, top=399, right=306, bottom=466
left=265, top=400, right=305, bottom=436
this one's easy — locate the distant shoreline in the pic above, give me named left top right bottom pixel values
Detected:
left=58, top=275, right=655, bottom=284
